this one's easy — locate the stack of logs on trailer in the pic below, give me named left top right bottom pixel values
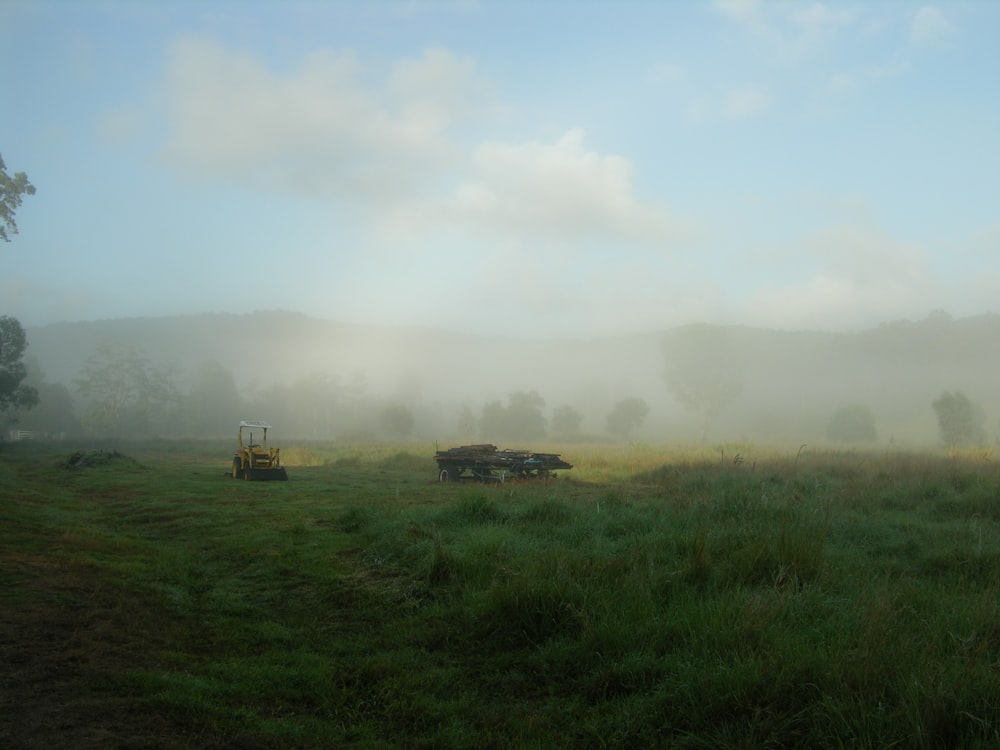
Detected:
left=434, top=443, right=573, bottom=482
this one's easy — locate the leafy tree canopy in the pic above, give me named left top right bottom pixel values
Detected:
left=381, top=402, right=414, bottom=438
left=0, top=153, right=36, bottom=242
left=185, top=360, right=243, bottom=436
left=663, top=325, right=741, bottom=442
left=480, top=391, right=547, bottom=442
left=932, top=391, right=985, bottom=447
left=74, top=343, right=181, bottom=437
left=0, top=316, right=39, bottom=414
left=606, top=397, right=649, bottom=440
left=11, top=358, right=79, bottom=435
left=826, top=403, right=877, bottom=444
left=551, top=404, right=584, bottom=435
left=456, top=404, right=477, bottom=438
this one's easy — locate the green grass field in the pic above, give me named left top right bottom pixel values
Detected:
left=2, top=440, right=999, bottom=748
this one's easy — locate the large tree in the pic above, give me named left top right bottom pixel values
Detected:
left=551, top=404, right=584, bottom=435
left=456, top=404, right=477, bottom=438
left=0, top=315, right=40, bottom=415
left=480, top=391, right=548, bottom=441
left=826, top=403, right=878, bottom=444
left=1, top=153, right=35, bottom=242
left=0, top=157, right=39, bottom=418
left=932, top=391, right=985, bottom=447
left=184, top=360, right=243, bottom=436
left=75, top=343, right=180, bottom=437
left=606, top=397, right=649, bottom=440
left=380, top=402, right=415, bottom=438
left=663, top=325, right=742, bottom=442
left=12, top=358, right=78, bottom=435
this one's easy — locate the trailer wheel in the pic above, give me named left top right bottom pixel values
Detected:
left=439, top=469, right=451, bottom=482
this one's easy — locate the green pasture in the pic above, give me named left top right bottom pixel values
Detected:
left=2, top=440, right=999, bottom=748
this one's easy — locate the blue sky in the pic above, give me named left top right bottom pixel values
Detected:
left=2, top=0, right=998, bottom=338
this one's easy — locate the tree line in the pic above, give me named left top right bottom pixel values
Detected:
left=3, top=331, right=992, bottom=448
left=2, top=340, right=654, bottom=442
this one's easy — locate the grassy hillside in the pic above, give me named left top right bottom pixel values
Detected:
left=3, top=440, right=999, bottom=747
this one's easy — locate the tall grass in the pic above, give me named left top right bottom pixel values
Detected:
left=2, top=440, right=999, bottom=748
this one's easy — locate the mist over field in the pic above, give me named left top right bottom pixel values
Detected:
left=12, top=309, right=1000, bottom=448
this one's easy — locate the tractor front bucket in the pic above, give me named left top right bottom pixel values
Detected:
left=247, top=466, right=288, bottom=481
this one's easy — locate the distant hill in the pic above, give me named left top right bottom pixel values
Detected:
left=23, top=309, right=663, bottom=403
left=23, top=311, right=1000, bottom=444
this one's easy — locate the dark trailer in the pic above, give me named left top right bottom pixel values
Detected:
left=434, top=444, right=573, bottom=483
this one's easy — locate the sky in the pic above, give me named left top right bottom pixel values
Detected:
left=2, top=0, right=998, bottom=339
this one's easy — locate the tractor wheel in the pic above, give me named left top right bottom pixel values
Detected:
left=231, top=458, right=241, bottom=478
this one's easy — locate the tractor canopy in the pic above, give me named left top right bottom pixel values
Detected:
left=239, top=420, right=272, bottom=446
left=232, top=420, right=287, bottom=480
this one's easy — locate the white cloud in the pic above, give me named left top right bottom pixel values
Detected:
left=388, top=46, right=483, bottom=128
left=792, top=3, right=854, bottom=32
left=686, top=98, right=710, bottom=124
left=715, top=0, right=856, bottom=61
left=867, top=60, right=909, bottom=80
left=385, top=129, right=692, bottom=248
left=745, top=224, right=937, bottom=329
left=159, top=37, right=468, bottom=201
left=828, top=72, right=853, bottom=93
left=648, top=61, right=687, bottom=84
left=97, top=104, right=144, bottom=145
left=713, top=0, right=761, bottom=25
left=69, top=33, right=97, bottom=82
left=910, top=6, right=953, bottom=47
left=157, top=37, right=694, bottom=290
left=725, top=86, right=770, bottom=119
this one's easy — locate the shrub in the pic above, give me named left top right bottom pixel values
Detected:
left=826, top=403, right=877, bottom=444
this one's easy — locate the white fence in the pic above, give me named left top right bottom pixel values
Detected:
left=5, top=430, right=67, bottom=442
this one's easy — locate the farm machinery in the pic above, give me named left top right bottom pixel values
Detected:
left=230, top=420, right=288, bottom=481
left=434, top=444, right=572, bottom=482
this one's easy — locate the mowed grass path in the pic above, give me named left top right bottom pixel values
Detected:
left=2, top=440, right=999, bottom=748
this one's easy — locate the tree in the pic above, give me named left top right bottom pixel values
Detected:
left=826, top=403, right=877, bottom=444
left=8, top=357, right=79, bottom=436
left=0, top=161, right=41, bottom=425
left=663, top=325, right=741, bottom=441
left=606, top=397, right=649, bottom=440
left=0, top=316, right=39, bottom=414
left=380, top=402, right=414, bottom=438
left=551, top=405, right=583, bottom=435
left=245, top=380, right=292, bottom=432
left=184, top=360, right=243, bottom=436
left=456, top=404, right=477, bottom=438
left=932, top=391, right=985, bottom=447
left=1, top=153, right=36, bottom=242
left=479, top=391, right=548, bottom=441
left=75, top=343, right=180, bottom=437
left=504, top=391, right=548, bottom=441
left=18, top=381, right=78, bottom=436
left=145, top=362, right=183, bottom=434
left=283, top=371, right=340, bottom=436
left=479, top=400, right=507, bottom=439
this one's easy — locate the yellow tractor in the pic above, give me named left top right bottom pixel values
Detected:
left=231, top=420, right=288, bottom=480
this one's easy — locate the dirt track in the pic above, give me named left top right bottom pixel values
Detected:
left=0, top=554, right=200, bottom=749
